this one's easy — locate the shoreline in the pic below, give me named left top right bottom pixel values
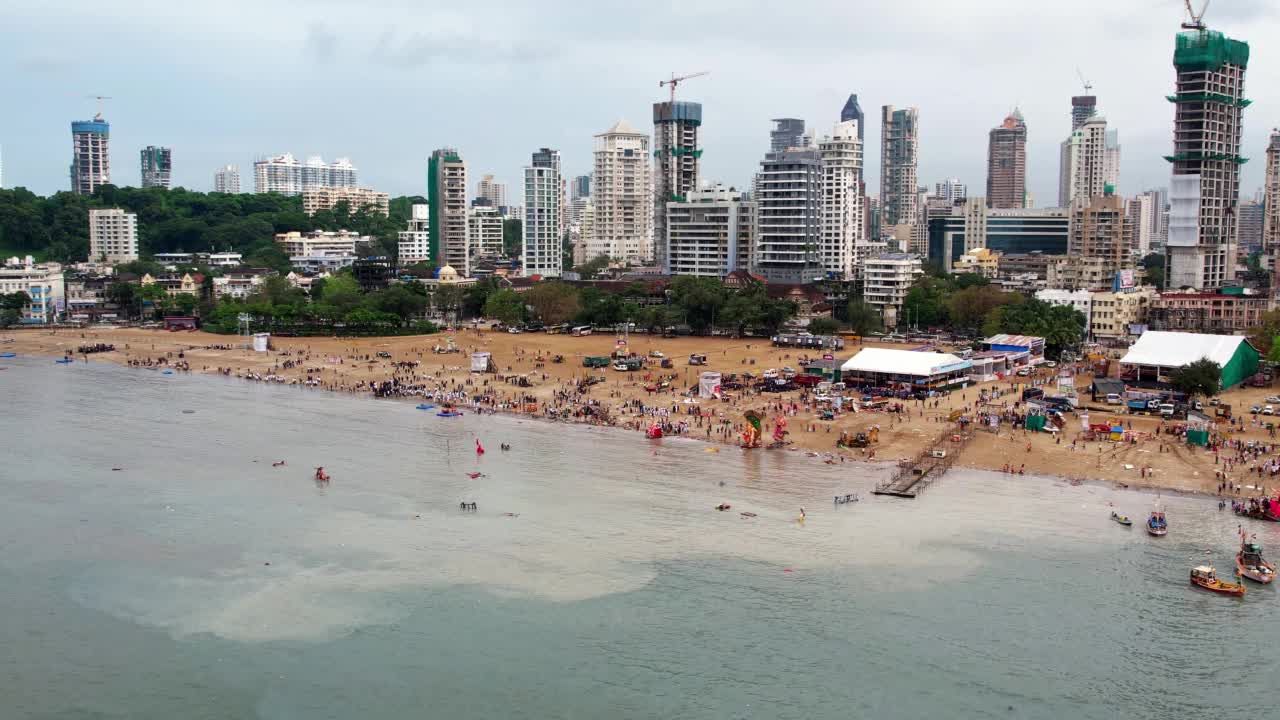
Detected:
left=5, top=326, right=1276, bottom=501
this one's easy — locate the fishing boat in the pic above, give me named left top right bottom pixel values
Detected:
left=1110, top=511, right=1133, bottom=526
left=1236, top=535, right=1276, bottom=584
left=1146, top=511, right=1168, bottom=536
left=1189, top=566, right=1245, bottom=597
left=1231, top=497, right=1280, bottom=522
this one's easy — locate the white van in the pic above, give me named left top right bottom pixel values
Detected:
left=571, top=326, right=593, bottom=337
left=1105, top=393, right=1122, bottom=405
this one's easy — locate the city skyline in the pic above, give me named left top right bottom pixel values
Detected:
left=2, top=1, right=1279, bottom=203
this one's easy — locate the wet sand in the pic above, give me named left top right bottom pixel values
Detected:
left=6, top=326, right=1279, bottom=497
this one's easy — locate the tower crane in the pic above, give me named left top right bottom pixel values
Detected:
left=1182, top=0, right=1208, bottom=30
left=86, top=94, right=113, bottom=119
left=1075, top=69, right=1092, bottom=95
left=659, top=71, right=709, bottom=103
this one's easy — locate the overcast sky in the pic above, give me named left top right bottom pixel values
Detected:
left=3, top=0, right=1278, bottom=204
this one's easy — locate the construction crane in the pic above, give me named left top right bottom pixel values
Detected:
left=1182, top=0, right=1208, bottom=30
left=1075, top=68, right=1093, bottom=95
left=659, top=71, right=709, bottom=104
left=86, top=94, right=113, bottom=120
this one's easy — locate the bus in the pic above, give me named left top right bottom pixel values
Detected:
left=571, top=325, right=593, bottom=336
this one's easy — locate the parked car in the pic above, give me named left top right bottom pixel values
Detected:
left=1266, top=396, right=1280, bottom=404
left=1159, top=403, right=1176, bottom=417
left=1105, top=393, right=1123, bottom=405
left=1016, top=367, right=1031, bottom=377
left=1266, top=405, right=1276, bottom=416
left=1251, top=405, right=1262, bottom=414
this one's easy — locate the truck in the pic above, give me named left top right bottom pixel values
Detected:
left=612, top=357, right=643, bottom=371
left=1127, top=399, right=1149, bottom=414
left=583, top=356, right=611, bottom=368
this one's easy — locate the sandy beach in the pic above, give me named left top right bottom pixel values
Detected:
left=7, top=325, right=1280, bottom=497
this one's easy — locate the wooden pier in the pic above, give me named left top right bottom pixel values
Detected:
left=873, top=427, right=974, bottom=498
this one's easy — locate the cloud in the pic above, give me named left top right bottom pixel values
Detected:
left=303, top=22, right=339, bottom=64
left=368, top=28, right=556, bottom=70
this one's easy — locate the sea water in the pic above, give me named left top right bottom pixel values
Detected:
left=0, top=357, right=1276, bottom=719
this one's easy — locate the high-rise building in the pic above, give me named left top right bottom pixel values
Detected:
left=818, top=121, right=866, bottom=280
left=476, top=174, right=507, bottom=208
left=1128, top=193, right=1155, bottom=256
left=523, top=148, right=564, bottom=277
left=879, top=105, right=919, bottom=228
left=571, top=174, right=591, bottom=201
left=589, top=120, right=652, bottom=264
left=397, top=204, right=432, bottom=265
left=139, top=146, right=172, bottom=189
left=1103, top=130, right=1121, bottom=189
left=666, top=185, right=755, bottom=277
left=254, top=153, right=300, bottom=194
left=840, top=95, right=865, bottom=142
left=928, top=202, right=1070, bottom=273
left=1263, top=129, right=1280, bottom=256
left=986, top=110, right=1027, bottom=209
left=427, top=148, right=470, bottom=275
left=1071, top=95, right=1097, bottom=131
left=213, top=165, right=241, bottom=194
left=253, top=154, right=357, bottom=195
left=1238, top=200, right=1264, bottom=252
left=1165, top=20, right=1250, bottom=290
left=469, top=205, right=505, bottom=261
left=653, top=100, right=702, bottom=272
left=770, top=118, right=806, bottom=153
left=754, top=147, right=822, bottom=283
left=70, top=115, right=110, bottom=195
left=1068, top=189, right=1133, bottom=281
left=88, top=208, right=138, bottom=264
left=934, top=178, right=967, bottom=204
left=864, top=253, right=923, bottom=328
left=1059, top=116, right=1109, bottom=208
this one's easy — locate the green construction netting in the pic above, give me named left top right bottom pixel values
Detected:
left=1166, top=93, right=1252, bottom=107
left=1174, top=30, right=1249, bottom=71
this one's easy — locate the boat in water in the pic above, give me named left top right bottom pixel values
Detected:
left=1146, top=511, right=1168, bottom=537
left=1231, top=496, right=1280, bottom=522
left=1189, top=566, right=1245, bottom=597
left=1111, top=511, right=1132, bottom=526
left=1236, top=534, right=1276, bottom=584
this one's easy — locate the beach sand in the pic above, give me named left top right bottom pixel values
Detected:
left=6, top=325, right=1279, bottom=497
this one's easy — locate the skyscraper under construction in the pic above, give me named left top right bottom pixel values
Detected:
left=1164, top=12, right=1249, bottom=290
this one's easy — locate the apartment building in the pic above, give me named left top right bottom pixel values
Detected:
left=88, top=208, right=139, bottom=264
left=665, top=185, right=755, bottom=277
left=864, top=253, right=923, bottom=328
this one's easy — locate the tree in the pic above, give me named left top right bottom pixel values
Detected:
left=483, top=289, right=526, bottom=325
left=173, top=293, right=199, bottom=315
left=502, top=218, right=523, bottom=257
left=901, top=277, right=949, bottom=328
left=806, top=317, right=840, bottom=335
left=1171, top=357, right=1222, bottom=398
left=523, top=281, right=581, bottom=325
left=574, top=254, right=611, bottom=279
left=668, top=276, right=728, bottom=334
left=370, top=284, right=428, bottom=325
left=946, top=285, right=1015, bottom=333
left=106, top=282, right=137, bottom=318
left=1249, top=309, right=1280, bottom=355
left=433, top=285, right=465, bottom=319
left=1141, top=253, right=1166, bottom=290
left=314, top=275, right=364, bottom=315
left=845, top=299, right=882, bottom=336
left=986, top=298, right=1086, bottom=359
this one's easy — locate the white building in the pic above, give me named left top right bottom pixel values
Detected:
left=754, top=147, right=822, bottom=283
left=1264, top=129, right=1280, bottom=259
left=469, top=206, right=505, bottom=261
left=88, top=208, right=139, bottom=264
left=1059, top=116, right=1109, bottom=208
left=398, top=204, right=432, bottom=265
left=1128, top=192, right=1155, bottom=255
left=428, top=148, right=470, bottom=275
left=522, top=148, right=564, bottom=277
left=665, top=185, right=755, bottom=277
left=1035, top=288, right=1093, bottom=330
left=213, top=165, right=241, bottom=194
left=0, top=257, right=65, bottom=324
left=476, top=174, right=507, bottom=208
left=864, top=253, right=923, bottom=328
left=274, top=230, right=372, bottom=257
left=589, top=120, right=653, bottom=264
left=254, top=154, right=357, bottom=195
left=301, top=187, right=390, bottom=217
left=935, top=178, right=967, bottom=203
left=818, top=120, right=866, bottom=280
